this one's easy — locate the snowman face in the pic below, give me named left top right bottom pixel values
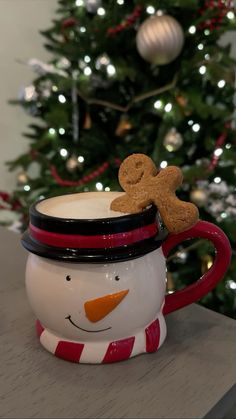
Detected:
left=26, top=249, right=166, bottom=342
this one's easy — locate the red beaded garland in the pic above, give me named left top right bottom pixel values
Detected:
left=107, top=6, right=142, bottom=36
left=50, top=161, right=110, bottom=187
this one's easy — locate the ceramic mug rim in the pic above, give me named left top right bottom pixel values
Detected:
left=21, top=193, right=168, bottom=263
left=30, top=196, right=158, bottom=234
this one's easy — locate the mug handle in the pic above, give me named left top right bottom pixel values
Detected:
left=162, top=220, right=231, bottom=315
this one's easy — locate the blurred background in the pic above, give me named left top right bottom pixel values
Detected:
left=0, top=0, right=57, bottom=191
left=0, top=0, right=235, bottom=191
left=0, top=0, right=236, bottom=322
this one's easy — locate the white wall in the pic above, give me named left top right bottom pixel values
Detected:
left=0, top=1, right=235, bottom=192
left=0, top=0, right=57, bottom=191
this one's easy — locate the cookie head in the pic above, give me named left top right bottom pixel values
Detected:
left=118, top=154, right=157, bottom=192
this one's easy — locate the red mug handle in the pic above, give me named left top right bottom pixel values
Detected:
left=162, top=220, right=231, bottom=315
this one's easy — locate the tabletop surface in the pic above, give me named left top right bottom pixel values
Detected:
left=0, top=226, right=235, bottom=419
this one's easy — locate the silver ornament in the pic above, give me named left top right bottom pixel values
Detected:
left=85, top=0, right=101, bottom=13
left=163, top=128, right=183, bottom=152
left=136, top=15, right=184, bottom=65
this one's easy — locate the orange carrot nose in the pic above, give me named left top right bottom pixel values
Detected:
left=84, top=290, right=129, bottom=323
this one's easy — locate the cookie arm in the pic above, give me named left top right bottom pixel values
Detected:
left=110, top=194, right=142, bottom=214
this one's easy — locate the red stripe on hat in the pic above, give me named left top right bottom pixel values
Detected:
left=102, top=336, right=135, bottom=363
left=36, top=320, right=45, bottom=338
left=30, top=223, right=158, bottom=249
left=145, top=319, right=160, bottom=353
left=55, top=341, right=84, bottom=363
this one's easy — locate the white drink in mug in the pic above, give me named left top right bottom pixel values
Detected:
left=22, top=191, right=231, bottom=364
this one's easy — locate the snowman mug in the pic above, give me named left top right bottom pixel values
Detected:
left=22, top=191, right=231, bottom=364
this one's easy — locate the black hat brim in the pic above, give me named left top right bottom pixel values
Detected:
left=21, top=229, right=168, bottom=263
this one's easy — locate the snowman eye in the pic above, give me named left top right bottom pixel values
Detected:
left=66, top=275, right=71, bottom=281
left=115, top=275, right=120, bottom=281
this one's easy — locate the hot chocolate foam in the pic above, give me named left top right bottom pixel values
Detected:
left=36, top=192, right=128, bottom=219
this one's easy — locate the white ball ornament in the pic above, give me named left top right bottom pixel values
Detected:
left=84, top=0, right=101, bottom=13
left=136, top=15, right=184, bottom=65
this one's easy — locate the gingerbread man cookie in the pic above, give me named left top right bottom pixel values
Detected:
left=110, top=154, right=199, bottom=233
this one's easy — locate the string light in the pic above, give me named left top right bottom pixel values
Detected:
left=156, top=10, right=163, bottom=16
left=24, top=185, right=30, bottom=191
left=188, top=25, right=196, bottom=34
left=117, top=0, right=124, bottom=4
left=214, top=177, right=221, bottom=184
left=84, top=55, right=91, bottom=63
left=52, top=85, right=58, bottom=92
left=206, top=258, right=213, bottom=269
left=192, top=123, right=200, bottom=132
left=204, top=53, right=210, bottom=60
left=107, top=64, right=116, bottom=76
left=80, top=26, right=86, bottom=33
left=58, top=94, right=66, bottom=103
left=204, top=29, right=210, bottom=36
left=78, top=155, right=85, bottom=163
left=221, top=212, right=227, bottom=219
left=199, top=65, right=206, bottom=75
left=96, top=182, right=103, bottom=191
left=84, top=66, right=92, bottom=76
left=176, top=251, right=187, bottom=261
left=95, top=54, right=110, bottom=69
left=146, top=6, right=155, bottom=14
left=227, top=11, right=235, bottom=20
left=214, top=148, right=223, bottom=157
left=105, top=187, right=111, bottom=192
left=154, top=100, right=163, bottom=109
left=188, top=120, right=194, bottom=126
left=97, top=7, right=105, bottom=16
left=60, top=148, right=68, bottom=157
left=198, top=43, right=204, bottom=50
left=218, top=80, right=226, bottom=88
left=59, top=128, right=65, bottom=135
left=160, top=161, right=168, bottom=169
left=225, top=143, right=232, bottom=149
left=228, top=280, right=236, bottom=289
left=49, top=128, right=56, bottom=135
left=75, top=0, right=83, bottom=5
left=164, top=103, right=172, bottom=113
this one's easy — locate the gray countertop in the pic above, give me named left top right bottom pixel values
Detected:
left=0, top=226, right=235, bottom=419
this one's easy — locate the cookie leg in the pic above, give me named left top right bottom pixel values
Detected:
left=156, top=195, right=199, bottom=233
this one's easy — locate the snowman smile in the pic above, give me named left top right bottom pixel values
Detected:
left=65, top=315, right=112, bottom=333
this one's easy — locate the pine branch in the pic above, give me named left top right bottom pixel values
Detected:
left=77, top=75, right=178, bottom=113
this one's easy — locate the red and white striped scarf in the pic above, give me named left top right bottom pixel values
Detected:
left=36, top=316, right=165, bottom=364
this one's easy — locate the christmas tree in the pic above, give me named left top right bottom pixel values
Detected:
left=2, top=0, right=236, bottom=317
